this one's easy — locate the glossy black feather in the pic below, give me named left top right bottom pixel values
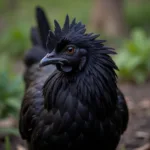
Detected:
left=19, top=13, right=129, bottom=150
left=36, top=6, right=51, bottom=49
left=30, top=27, right=41, bottom=46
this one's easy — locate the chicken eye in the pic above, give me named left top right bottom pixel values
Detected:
left=66, top=46, right=75, bottom=54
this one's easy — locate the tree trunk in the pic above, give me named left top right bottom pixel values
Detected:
left=90, top=0, right=128, bottom=38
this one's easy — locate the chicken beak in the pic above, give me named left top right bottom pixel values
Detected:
left=39, top=54, right=68, bottom=67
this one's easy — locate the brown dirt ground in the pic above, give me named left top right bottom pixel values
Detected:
left=117, top=82, right=150, bottom=150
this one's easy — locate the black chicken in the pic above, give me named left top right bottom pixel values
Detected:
left=19, top=8, right=129, bottom=150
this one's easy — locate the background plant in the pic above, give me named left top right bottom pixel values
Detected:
left=113, top=28, right=150, bottom=84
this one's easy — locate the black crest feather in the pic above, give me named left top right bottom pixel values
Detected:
left=36, top=6, right=51, bottom=49
left=46, top=15, right=116, bottom=56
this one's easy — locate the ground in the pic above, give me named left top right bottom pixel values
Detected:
left=1, top=66, right=150, bottom=150
left=118, top=82, right=150, bottom=150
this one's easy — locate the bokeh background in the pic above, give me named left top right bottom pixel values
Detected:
left=0, top=0, right=150, bottom=149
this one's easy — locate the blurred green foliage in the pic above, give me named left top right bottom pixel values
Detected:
left=0, top=55, right=24, bottom=119
left=125, top=1, right=150, bottom=31
left=114, top=28, right=150, bottom=84
left=0, top=23, right=30, bottom=59
left=4, top=136, right=11, bottom=150
left=0, top=0, right=150, bottom=59
left=0, top=55, right=23, bottom=136
left=0, top=127, right=19, bottom=136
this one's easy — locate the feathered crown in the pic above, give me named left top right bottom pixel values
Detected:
left=46, top=15, right=108, bottom=52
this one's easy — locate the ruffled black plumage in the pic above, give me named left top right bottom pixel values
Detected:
left=46, top=15, right=111, bottom=53
left=19, top=9, right=129, bottom=150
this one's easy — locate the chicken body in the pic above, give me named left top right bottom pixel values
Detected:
left=19, top=7, right=129, bottom=150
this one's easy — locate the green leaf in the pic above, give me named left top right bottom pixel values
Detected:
left=5, top=136, right=11, bottom=150
left=114, top=28, right=150, bottom=84
left=0, top=127, right=19, bottom=136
